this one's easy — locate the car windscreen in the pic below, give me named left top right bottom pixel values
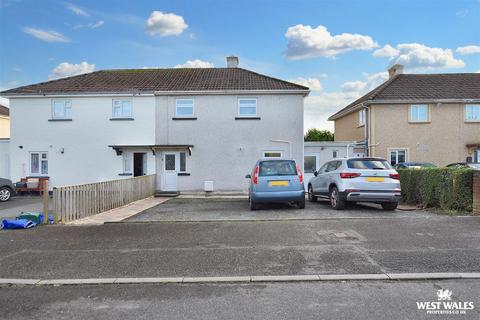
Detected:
left=259, top=160, right=297, bottom=176
left=347, top=159, right=392, bottom=170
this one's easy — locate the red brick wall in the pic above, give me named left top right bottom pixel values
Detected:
left=474, top=171, right=480, bottom=215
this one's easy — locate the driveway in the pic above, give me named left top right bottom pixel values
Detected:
left=125, top=197, right=435, bottom=222
left=0, top=196, right=51, bottom=220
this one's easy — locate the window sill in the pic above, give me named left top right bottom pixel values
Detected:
left=235, top=117, right=261, bottom=120
left=357, top=124, right=365, bottom=128
left=408, top=121, right=431, bottom=124
left=178, top=172, right=191, bottom=176
left=110, top=118, right=134, bottom=121
left=48, top=119, right=72, bottom=122
left=118, top=173, right=133, bottom=176
left=465, top=120, right=480, bottom=123
left=172, top=117, right=197, bottom=120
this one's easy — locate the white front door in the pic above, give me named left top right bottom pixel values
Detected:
left=162, top=152, right=178, bottom=191
left=304, top=153, right=319, bottom=190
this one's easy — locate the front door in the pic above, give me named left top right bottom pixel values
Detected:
left=133, top=153, right=146, bottom=177
left=162, top=152, right=178, bottom=191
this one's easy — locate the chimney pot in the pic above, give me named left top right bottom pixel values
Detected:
left=226, top=56, right=239, bottom=68
left=388, top=64, right=404, bottom=79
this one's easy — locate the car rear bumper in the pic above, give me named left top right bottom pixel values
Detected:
left=251, top=190, right=305, bottom=203
left=343, top=190, right=401, bottom=203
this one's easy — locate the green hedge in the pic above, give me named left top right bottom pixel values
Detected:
left=398, top=168, right=473, bottom=212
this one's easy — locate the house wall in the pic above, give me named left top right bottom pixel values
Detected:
left=9, top=96, right=156, bottom=187
left=333, top=110, right=365, bottom=142
left=155, top=94, right=305, bottom=191
left=0, top=139, right=10, bottom=179
left=0, top=115, right=9, bottom=138
left=371, top=103, right=480, bottom=166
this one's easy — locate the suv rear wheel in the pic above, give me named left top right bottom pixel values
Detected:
left=381, top=202, right=398, bottom=211
left=0, top=187, right=12, bottom=202
left=329, top=186, right=345, bottom=210
left=307, top=185, right=317, bottom=202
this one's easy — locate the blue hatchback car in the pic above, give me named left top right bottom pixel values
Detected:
left=246, top=159, right=305, bottom=210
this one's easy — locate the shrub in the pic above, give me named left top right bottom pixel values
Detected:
left=398, top=168, right=473, bottom=213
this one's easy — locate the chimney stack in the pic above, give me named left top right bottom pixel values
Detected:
left=226, top=56, right=239, bottom=68
left=388, top=64, right=404, bottom=79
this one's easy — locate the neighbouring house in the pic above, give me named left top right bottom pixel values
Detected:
left=0, top=57, right=309, bottom=192
left=329, top=64, right=480, bottom=166
left=0, top=104, right=9, bottom=139
left=303, top=141, right=360, bottom=188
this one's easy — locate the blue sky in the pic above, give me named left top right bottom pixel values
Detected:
left=1, top=0, right=479, bottom=130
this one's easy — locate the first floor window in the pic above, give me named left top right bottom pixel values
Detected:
left=179, top=152, right=187, bottom=172
left=238, top=98, right=257, bottom=116
left=52, top=100, right=72, bottom=119
left=410, top=104, right=429, bottom=122
left=465, top=105, right=480, bottom=122
left=358, top=109, right=366, bottom=126
left=176, top=99, right=194, bottom=117
left=263, top=151, right=283, bottom=158
left=30, top=152, right=48, bottom=175
left=304, top=155, right=317, bottom=174
left=112, top=100, right=133, bottom=118
left=389, top=149, right=407, bottom=166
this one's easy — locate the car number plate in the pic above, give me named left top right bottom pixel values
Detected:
left=366, top=177, right=385, bottom=182
left=269, top=181, right=289, bottom=186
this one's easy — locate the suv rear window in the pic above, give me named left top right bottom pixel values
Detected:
left=259, top=160, right=297, bottom=176
left=347, top=159, right=392, bottom=170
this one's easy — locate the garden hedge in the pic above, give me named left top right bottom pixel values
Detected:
left=397, top=168, right=473, bottom=212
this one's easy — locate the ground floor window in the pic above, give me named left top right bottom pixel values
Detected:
left=389, top=149, right=407, bottom=166
left=30, top=152, right=48, bottom=175
left=475, top=149, right=480, bottom=163
left=263, top=151, right=283, bottom=158
left=123, top=152, right=133, bottom=174
left=179, top=152, right=187, bottom=172
left=304, top=155, right=317, bottom=174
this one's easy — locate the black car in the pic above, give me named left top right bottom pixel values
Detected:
left=446, top=162, right=480, bottom=170
left=0, top=178, right=16, bottom=202
left=393, top=162, right=436, bottom=169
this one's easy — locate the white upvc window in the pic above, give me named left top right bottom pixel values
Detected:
left=409, top=104, right=429, bottom=122
left=112, top=100, right=133, bottom=118
left=332, top=150, right=338, bottom=158
left=179, top=152, right=187, bottom=173
left=263, top=151, right=283, bottom=158
left=358, top=109, right=366, bottom=127
left=123, top=152, right=133, bottom=174
left=388, top=149, right=407, bottom=166
left=30, top=152, right=48, bottom=175
left=238, top=98, right=257, bottom=117
left=465, top=104, right=480, bottom=122
left=52, top=100, right=72, bottom=119
left=175, top=99, right=194, bottom=117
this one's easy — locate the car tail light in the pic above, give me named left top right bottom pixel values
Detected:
left=296, top=163, right=304, bottom=184
left=252, top=166, right=259, bottom=185
left=340, top=172, right=361, bottom=179
left=389, top=173, right=400, bottom=180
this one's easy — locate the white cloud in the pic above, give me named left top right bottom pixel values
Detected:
left=174, top=59, right=213, bottom=68
left=285, top=24, right=378, bottom=59
left=145, top=11, right=188, bottom=37
left=373, top=43, right=465, bottom=70
left=65, top=2, right=89, bottom=16
left=288, top=77, right=322, bottom=91
left=74, top=20, right=104, bottom=29
left=456, top=45, right=480, bottom=55
left=49, top=61, right=95, bottom=80
left=456, top=9, right=469, bottom=18
left=23, top=27, right=69, bottom=42
left=341, top=80, right=366, bottom=92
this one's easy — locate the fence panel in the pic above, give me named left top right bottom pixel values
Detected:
left=53, top=175, right=155, bottom=223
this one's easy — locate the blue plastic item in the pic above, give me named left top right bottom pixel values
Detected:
left=2, top=219, right=37, bottom=229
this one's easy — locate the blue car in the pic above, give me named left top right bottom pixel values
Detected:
left=246, top=159, right=305, bottom=210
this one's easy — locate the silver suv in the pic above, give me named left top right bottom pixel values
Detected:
left=307, top=157, right=401, bottom=210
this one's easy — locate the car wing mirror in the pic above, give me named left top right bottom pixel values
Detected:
left=245, top=174, right=251, bottom=179
left=314, top=171, right=318, bottom=177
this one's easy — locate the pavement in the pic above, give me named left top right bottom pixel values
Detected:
left=0, top=196, right=51, bottom=220
left=1, top=280, right=478, bottom=319
left=124, top=197, right=436, bottom=222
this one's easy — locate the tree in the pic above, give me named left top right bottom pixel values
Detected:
left=304, top=128, right=334, bottom=141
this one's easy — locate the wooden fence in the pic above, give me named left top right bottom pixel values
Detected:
left=53, top=174, right=156, bottom=223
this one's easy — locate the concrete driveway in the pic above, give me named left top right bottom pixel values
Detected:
left=125, top=197, right=434, bottom=222
left=0, top=196, right=51, bottom=220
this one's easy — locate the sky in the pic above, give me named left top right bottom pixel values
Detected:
left=0, top=0, right=479, bottom=131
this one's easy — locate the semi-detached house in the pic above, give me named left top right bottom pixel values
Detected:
left=0, top=57, right=309, bottom=192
